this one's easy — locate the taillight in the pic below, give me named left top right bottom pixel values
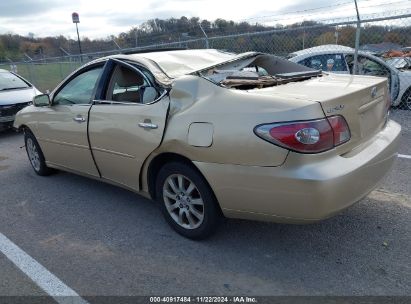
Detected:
left=254, top=115, right=350, bottom=153
left=327, top=116, right=351, bottom=146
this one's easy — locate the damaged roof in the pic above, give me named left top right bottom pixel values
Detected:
left=127, top=49, right=257, bottom=78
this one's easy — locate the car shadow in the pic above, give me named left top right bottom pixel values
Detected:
left=63, top=173, right=411, bottom=294
left=201, top=193, right=410, bottom=294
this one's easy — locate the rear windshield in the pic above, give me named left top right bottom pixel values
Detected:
left=0, top=71, right=30, bottom=91
left=200, top=54, right=320, bottom=90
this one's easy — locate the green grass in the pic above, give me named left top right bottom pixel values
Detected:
left=13, top=62, right=82, bottom=93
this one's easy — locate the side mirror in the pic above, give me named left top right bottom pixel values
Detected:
left=33, top=94, right=51, bottom=107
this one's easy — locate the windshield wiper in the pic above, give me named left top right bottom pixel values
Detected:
left=0, top=87, right=28, bottom=91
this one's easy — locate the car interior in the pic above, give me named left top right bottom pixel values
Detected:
left=106, top=64, right=160, bottom=104
left=345, top=55, right=390, bottom=77
left=300, top=54, right=349, bottom=73
left=107, top=65, right=145, bottom=103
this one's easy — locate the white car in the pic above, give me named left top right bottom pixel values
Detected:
left=0, top=69, right=41, bottom=130
left=288, top=45, right=411, bottom=110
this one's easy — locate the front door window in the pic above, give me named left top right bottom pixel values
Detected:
left=345, top=55, right=390, bottom=77
left=53, top=67, right=103, bottom=105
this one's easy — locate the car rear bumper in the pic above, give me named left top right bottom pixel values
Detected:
left=194, top=119, right=401, bottom=223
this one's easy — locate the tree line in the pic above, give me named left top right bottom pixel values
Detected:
left=0, top=16, right=410, bottom=62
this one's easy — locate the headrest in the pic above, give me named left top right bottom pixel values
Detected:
left=116, top=66, right=144, bottom=87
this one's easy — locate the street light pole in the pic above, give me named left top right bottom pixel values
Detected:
left=75, top=23, right=82, bottom=60
left=72, top=12, right=82, bottom=62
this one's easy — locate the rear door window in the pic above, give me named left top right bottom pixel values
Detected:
left=105, top=64, right=160, bottom=104
left=299, top=54, right=349, bottom=73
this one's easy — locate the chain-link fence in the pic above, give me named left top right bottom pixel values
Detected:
left=1, top=11, right=410, bottom=109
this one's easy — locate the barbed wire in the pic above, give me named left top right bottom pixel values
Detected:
left=241, top=0, right=355, bottom=22
left=102, top=6, right=411, bottom=49
left=246, top=0, right=411, bottom=25
left=96, top=2, right=411, bottom=48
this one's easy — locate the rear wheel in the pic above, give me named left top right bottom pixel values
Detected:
left=24, top=131, right=53, bottom=176
left=156, top=162, right=221, bottom=239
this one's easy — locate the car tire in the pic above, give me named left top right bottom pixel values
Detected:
left=24, top=130, right=54, bottom=176
left=401, top=88, right=411, bottom=111
left=156, top=161, right=221, bottom=239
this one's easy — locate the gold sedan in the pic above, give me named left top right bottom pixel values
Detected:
left=14, top=49, right=401, bottom=239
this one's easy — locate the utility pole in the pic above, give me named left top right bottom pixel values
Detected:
left=72, top=12, right=83, bottom=62
left=302, top=28, right=306, bottom=49
left=335, top=26, right=339, bottom=44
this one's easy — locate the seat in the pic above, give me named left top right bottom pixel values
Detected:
left=111, top=66, right=144, bottom=103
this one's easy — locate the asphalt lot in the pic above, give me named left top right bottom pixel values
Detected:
left=0, top=110, right=410, bottom=301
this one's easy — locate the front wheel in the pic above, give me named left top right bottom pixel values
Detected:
left=156, top=162, right=221, bottom=239
left=24, top=131, right=53, bottom=176
left=401, top=88, right=411, bottom=110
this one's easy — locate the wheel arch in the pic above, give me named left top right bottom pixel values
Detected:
left=18, top=124, right=30, bottom=133
left=145, top=152, right=219, bottom=207
left=19, top=125, right=40, bottom=141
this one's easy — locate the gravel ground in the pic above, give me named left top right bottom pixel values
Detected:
left=0, top=110, right=410, bottom=299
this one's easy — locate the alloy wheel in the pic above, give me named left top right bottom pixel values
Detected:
left=163, top=174, right=205, bottom=229
left=406, top=93, right=411, bottom=111
left=26, top=138, right=41, bottom=171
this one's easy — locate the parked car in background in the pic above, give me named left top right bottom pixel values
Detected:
left=14, top=49, right=400, bottom=239
left=0, top=69, right=41, bottom=130
left=288, top=45, right=411, bottom=110
left=383, top=57, right=411, bottom=71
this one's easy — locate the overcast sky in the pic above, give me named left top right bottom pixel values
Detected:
left=0, top=0, right=409, bottom=39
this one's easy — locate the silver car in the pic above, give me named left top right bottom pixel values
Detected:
left=0, top=69, right=41, bottom=130
left=288, top=45, right=411, bottom=110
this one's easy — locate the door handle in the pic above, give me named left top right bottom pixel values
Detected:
left=73, top=116, right=86, bottom=123
left=138, top=122, right=158, bottom=129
